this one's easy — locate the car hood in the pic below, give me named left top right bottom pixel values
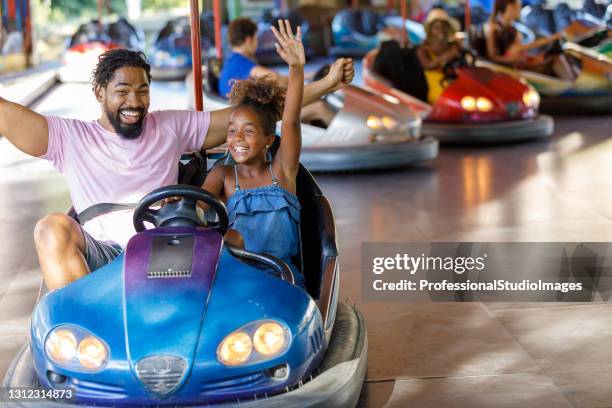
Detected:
left=453, top=66, right=527, bottom=106
left=122, top=228, right=222, bottom=373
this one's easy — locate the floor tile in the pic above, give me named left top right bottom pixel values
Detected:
left=0, top=335, right=27, bottom=378
left=492, top=304, right=612, bottom=373
left=382, top=373, right=573, bottom=408
left=360, top=302, right=540, bottom=379
left=0, top=268, right=41, bottom=336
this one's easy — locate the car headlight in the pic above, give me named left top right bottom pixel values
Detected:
left=253, top=322, right=286, bottom=355
left=46, top=329, right=77, bottom=363
left=381, top=116, right=399, bottom=130
left=476, top=97, right=493, bottom=112
left=461, top=96, right=476, bottom=112
left=217, top=320, right=291, bottom=367
left=367, top=115, right=383, bottom=130
left=462, top=96, right=494, bottom=112
left=367, top=115, right=399, bottom=131
left=218, top=331, right=252, bottom=366
left=45, top=326, right=109, bottom=371
left=522, top=88, right=540, bottom=108
left=78, top=336, right=108, bottom=369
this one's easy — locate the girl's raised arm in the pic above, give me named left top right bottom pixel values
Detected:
left=271, top=20, right=305, bottom=178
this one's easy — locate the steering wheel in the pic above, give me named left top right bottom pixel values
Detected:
left=133, top=184, right=228, bottom=234
left=442, top=49, right=476, bottom=81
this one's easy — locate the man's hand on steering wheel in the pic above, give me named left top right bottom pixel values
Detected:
left=133, top=185, right=229, bottom=234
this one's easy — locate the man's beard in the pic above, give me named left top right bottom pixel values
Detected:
left=105, top=107, right=146, bottom=140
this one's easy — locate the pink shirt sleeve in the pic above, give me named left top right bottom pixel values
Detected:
left=152, top=110, right=211, bottom=152
left=41, top=116, right=74, bottom=172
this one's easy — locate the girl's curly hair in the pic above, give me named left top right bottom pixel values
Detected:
left=229, top=77, right=286, bottom=136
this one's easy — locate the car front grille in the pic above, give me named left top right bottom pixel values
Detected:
left=135, top=355, right=187, bottom=397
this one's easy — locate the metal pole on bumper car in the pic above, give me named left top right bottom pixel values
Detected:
left=400, top=0, right=408, bottom=46
left=465, top=0, right=471, bottom=32
left=190, top=0, right=204, bottom=111
left=213, top=0, right=223, bottom=60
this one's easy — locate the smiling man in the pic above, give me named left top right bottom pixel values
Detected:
left=0, top=46, right=353, bottom=290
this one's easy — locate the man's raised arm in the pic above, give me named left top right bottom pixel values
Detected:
left=0, top=97, right=49, bottom=157
left=204, top=58, right=354, bottom=150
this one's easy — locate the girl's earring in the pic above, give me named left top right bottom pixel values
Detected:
left=265, top=145, right=272, bottom=162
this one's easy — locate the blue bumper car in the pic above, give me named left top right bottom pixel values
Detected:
left=255, top=11, right=313, bottom=66
left=330, top=8, right=391, bottom=57
left=59, top=18, right=144, bottom=83
left=2, top=164, right=367, bottom=407
left=149, top=14, right=220, bottom=80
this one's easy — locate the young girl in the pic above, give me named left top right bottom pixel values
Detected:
left=202, top=20, right=306, bottom=288
left=485, top=0, right=578, bottom=81
left=416, top=8, right=462, bottom=104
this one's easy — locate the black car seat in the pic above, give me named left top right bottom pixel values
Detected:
left=108, top=18, right=141, bottom=50
left=156, top=19, right=177, bottom=42
left=295, top=160, right=338, bottom=318
left=200, top=11, right=217, bottom=45
left=373, top=40, right=429, bottom=103
left=468, top=23, right=488, bottom=57
left=522, top=4, right=556, bottom=35
left=204, top=57, right=223, bottom=96
left=553, top=3, right=575, bottom=31
left=361, top=9, right=384, bottom=36
left=261, top=10, right=305, bottom=30
left=345, top=9, right=385, bottom=36
left=584, top=0, right=606, bottom=19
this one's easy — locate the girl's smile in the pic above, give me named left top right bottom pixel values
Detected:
left=227, top=106, right=274, bottom=164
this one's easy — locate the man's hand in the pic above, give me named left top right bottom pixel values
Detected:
left=325, top=58, right=355, bottom=92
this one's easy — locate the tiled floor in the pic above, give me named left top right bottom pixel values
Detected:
left=1, top=79, right=612, bottom=407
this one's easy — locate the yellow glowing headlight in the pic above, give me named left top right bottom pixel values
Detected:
left=476, top=97, right=493, bottom=112
left=381, top=116, right=399, bottom=130
left=253, top=322, right=287, bottom=356
left=461, top=96, right=476, bottom=111
left=366, top=115, right=383, bottom=130
left=45, top=327, right=109, bottom=371
left=46, top=329, right=77, bottom=363
left=78, top=336, right=108, bottom=369
left=218, top=331, right=252, bottom=366
left=522, top=89, right=540, bottom=108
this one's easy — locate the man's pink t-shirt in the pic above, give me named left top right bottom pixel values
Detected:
left=42, top=110, right=211, bottom=247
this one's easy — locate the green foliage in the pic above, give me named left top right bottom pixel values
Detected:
left=39, top=0, right=186, bottom=23
left=48, top=0, right=126, bottom=19
left=142, top=0, right=186, bottom=8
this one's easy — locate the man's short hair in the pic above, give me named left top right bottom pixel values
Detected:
left=228, top=18, right=257, bottom=47
left=92, top=48, right=152, bottom=90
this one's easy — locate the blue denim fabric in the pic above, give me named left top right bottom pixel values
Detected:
left=227, top=185, right=305, bottom=289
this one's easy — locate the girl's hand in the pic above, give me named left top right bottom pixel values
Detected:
left=271, top=19, right=305, bottom=67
